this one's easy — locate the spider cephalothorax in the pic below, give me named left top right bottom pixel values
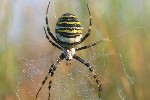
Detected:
left=36, top=1, right=102, bottom=100
left=63, top=48, right=75, bottom=61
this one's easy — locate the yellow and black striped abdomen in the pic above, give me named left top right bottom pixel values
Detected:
left=55, top=13, right=83, bottom=47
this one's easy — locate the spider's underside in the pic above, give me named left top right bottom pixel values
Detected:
left=36, top=1, right=102, bottom=100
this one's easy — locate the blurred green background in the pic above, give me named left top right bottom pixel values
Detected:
left=1, top=0, right=150, bottom=100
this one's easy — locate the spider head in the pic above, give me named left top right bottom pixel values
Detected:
left=63, top=48, right=75, bottom=61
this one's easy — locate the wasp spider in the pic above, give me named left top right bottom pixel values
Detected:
left=36, top=1, right=102, bottom=99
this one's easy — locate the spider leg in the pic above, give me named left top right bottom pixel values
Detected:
left=44, top=27, right=62, bottom=50
left=73, top=54, right=102, bottom=98
left=45, top=1, right=59, bottom=45
left=48, top=80, right=52, bottom=100
left=36, top=53, right=65, bottom=99
left=76, top=40, right=102, bottom=51
left=79, top=4, right=92, bottom=44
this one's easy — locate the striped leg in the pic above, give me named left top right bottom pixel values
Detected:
left=45, top=1, right=59, bottom=44
left=48, top=80, right=52, bottom=100
left=36, top=53, right=65, bottom=99
left=73, top=54, right=102, bottom=98
left=76, top=40, right=102, bottom=51
left=44, top=27, right=62, bottom=50
left=80, top=4, right=92, bottom=43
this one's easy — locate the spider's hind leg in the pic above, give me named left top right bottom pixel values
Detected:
left=44, top=27, right=62, bottom=50
left=73, top=54, right=102, bottom=98
left=79, top=4, right=92, bottom=43
left=45, top=1, right=59, bottom=45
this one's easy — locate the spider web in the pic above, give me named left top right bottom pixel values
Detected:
left=5, top=0, right=150, bottom=100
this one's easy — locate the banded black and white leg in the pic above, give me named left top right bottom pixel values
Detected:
left=45, top=1, right=59, bottom=44
left=80, top=4, right=92, bottom=44
left=48, top=80, right=52, bottom=100
left=76, top=40, right=102, bottom=51
left=44, top=26, right=62, bottom=50
left=36, top=53, right=65, bottom=99
left=73, top=54, right=102, bottom=98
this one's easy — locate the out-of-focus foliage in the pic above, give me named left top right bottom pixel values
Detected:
left=0, top=0, right=150, bottom=100
left=0, top=1, right=19, bottom=100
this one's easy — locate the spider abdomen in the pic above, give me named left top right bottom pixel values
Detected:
left=55, top=13, right=83, bottom=47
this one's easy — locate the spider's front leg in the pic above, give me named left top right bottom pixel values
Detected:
left=36, top=53, right=65, bottom=99
left=73, top=54, right=102, bottom=98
